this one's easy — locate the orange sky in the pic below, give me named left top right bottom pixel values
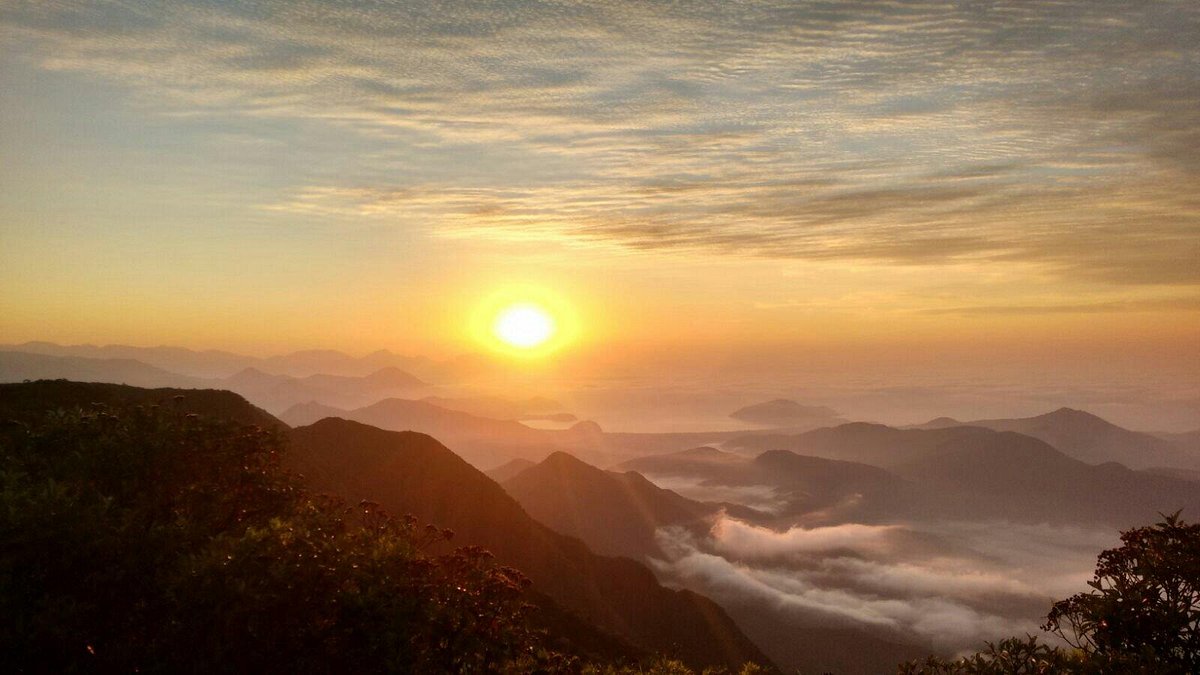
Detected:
left=1, top=1, right=1197, bottom=383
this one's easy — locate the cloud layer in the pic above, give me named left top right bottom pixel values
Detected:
left=651, top=515, right=1117, bottom=654
left=3, top=0, right=1197, bottom=285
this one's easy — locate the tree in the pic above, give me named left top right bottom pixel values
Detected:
left=1044, top=512, right=1200, bottom=673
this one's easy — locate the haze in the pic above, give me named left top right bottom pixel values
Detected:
left=2, top=2, right=1198, bottom=674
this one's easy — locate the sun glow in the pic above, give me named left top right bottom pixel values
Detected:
left=493, top=303, right=556, bottom=349
left=468, top=285, right=580, bottom=358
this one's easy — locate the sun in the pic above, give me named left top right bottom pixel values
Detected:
left=493, top=303, right=556, bottom=349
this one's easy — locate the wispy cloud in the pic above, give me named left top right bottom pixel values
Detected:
left=2, top=1, right=1197, bottom=284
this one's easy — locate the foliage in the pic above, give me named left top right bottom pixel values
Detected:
left=901, top=514, right=1200, bottom=674
left=0, top=404, right=555, bottom=673
left=897, top=636, right=1082, bottom=674
left=1044, top=512, right=1200, bottom=674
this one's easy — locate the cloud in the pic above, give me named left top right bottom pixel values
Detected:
left=650, top=515, right=1117, bottom=653
left=2, top=1, right=1197, bottom=284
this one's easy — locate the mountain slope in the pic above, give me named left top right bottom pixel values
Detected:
left=618, top=445, right=910, bottom=523
left=287, top=418, right=772, bottom=671
left=963, top=407, right=1200, bottom=469
left=727, top=423, right=1200, bottom=527
left=509, top=451, right=926, bottom=674
left=502, top=451, right=716, bottom=560
left=0, top=380, right=284, bottom=430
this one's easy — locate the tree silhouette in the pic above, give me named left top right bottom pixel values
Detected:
left=1044, top=512, right=1200, bottom=673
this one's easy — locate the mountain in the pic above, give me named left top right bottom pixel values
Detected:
left=2, top=341, right=452, bottom=381
left=420, top=395, right=567, bottom=421
left=617, top=446, right=909, bottom=523
left=0, top=350, right=430, bottom=415
left=220, top=366, right=428, bottom=413
left=0, top=351, right=204, bottom=389
left=286, top=418, right=772, bottom=671
left=729, top=399, right=843, bottom=428
left=960, top=408, right=1200, bottom=469
left=506, top=451, right=926, bottom=674
left=726, top=423, right=1200, bottom=527
left=280, top=397, right=612, bottom=467
left=486, top=457, right=538, bottom=483
left=907, top=416, right=963, bottom=430
left=501, top=451, right=717, bottom=560
left=0, top=380, right=284, bottom=431
left=3, top=341, right=256, bottom=378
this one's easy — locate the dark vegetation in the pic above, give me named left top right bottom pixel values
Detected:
left=0, top=403, right=555, bottom=672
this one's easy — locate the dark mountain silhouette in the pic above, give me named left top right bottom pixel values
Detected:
left=286, top=418, right=771, bottom=671
left=961, top=408, right=1200, bottom=469
left=729, top=399, right=843, bottom=428
left=501, top=451, right=717, bottom=560
left=0, top=380, right=284, bottom=431
left=727, top=423, right=1200, bottom=527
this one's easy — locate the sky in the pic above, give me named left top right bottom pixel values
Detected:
left=1, top=1, right=1197, bottom=384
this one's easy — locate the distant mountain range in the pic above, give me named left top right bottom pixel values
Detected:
left=0, top=350, right=430, bottom=414
left=2, top=341, right=465, bottom=381
left=909, top=407, right=1200, bottom=470
left=725, top=423, right=1200, bottom=527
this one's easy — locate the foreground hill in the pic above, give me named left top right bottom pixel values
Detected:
left=0, top=379, right=284, bottom=430
left=0, top=385, right=571, bottom=672
left=287, top=418, right=771, bottom=671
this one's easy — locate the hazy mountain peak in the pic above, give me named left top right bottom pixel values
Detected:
left=912, top=416, right=963, bottom=429
left=569, top=420, right=603, bottom=435
left=680, top=446, right=735, bottom=458
left=729, top=398, right=842, bottom=428
left=1040, top=407, right=1109, bottom=424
